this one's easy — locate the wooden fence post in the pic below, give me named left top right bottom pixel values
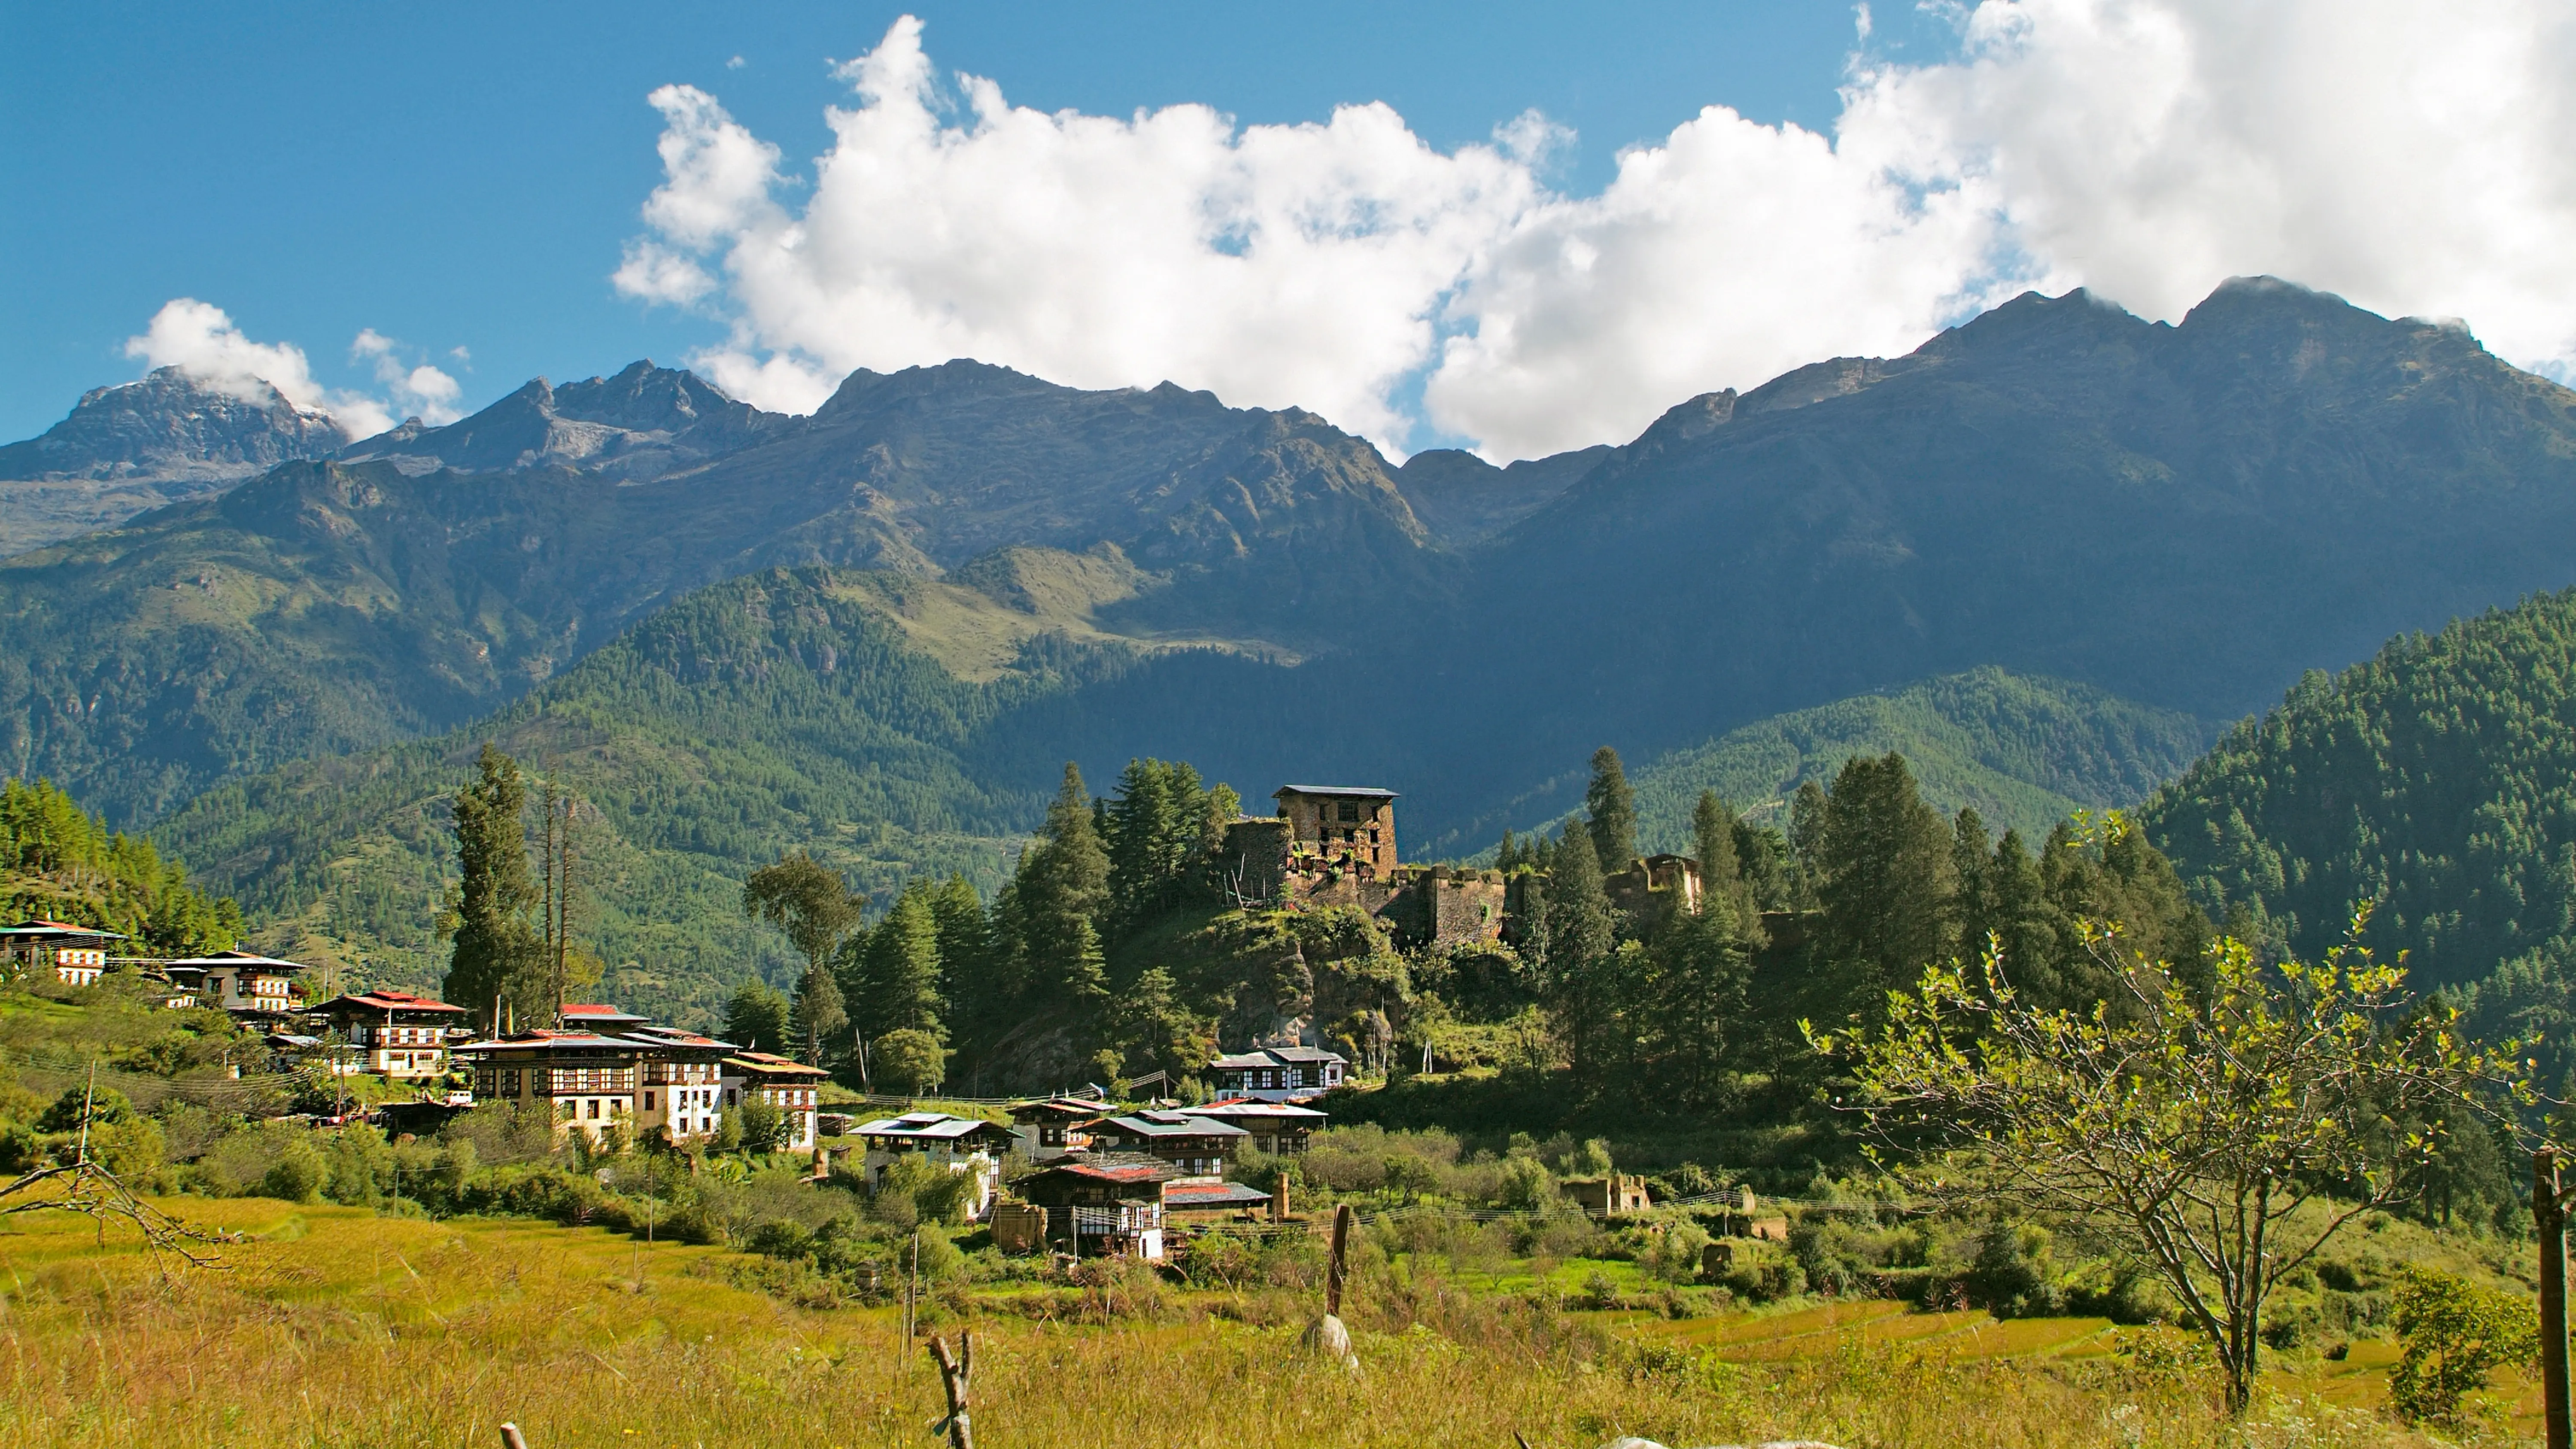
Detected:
left=2541, top=1147, right=2570, bottom=1449
left=927, top=1331, right=974, bottom=1449
left=498, top=1425, right=530, bottom=1449
left=1326, top=1202, right=1352, bottom=1318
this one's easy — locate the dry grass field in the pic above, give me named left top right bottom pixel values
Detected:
left=0, top=1196, right=2522, bottom=1449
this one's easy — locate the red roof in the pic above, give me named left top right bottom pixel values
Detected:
left=327, top=990, right=466, bottom=1014
left=1048, top=1162, right=1167, bottom=1185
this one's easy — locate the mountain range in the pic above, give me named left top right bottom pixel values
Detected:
left=8, top=275, right=2576, bottom=1012
left=0, top=367, right=350, bottom=555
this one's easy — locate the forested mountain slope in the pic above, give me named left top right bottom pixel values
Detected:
left=1426, top=669, right=2211, bottom=858
left=17, top=276, right=2576, bottom=864
left=2143, top=586, right=2576, bottom=996
left=0, top=365, right=1441, bottom=824
left=147, top=564, right=1168, bottom=1018
left=1394, top=278, right=2576, bottom=815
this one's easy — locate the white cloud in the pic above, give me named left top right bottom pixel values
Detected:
left=619, top=5, right=2576, bottom=460
left=350, top=329, right=464, bottom=425
left=122, top=300, right=470, bottom=440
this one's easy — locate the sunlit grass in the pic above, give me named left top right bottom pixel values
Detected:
left=0, top=1196, right=2495, bottom=1449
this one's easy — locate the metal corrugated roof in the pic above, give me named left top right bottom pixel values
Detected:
left=1272, top=786, right=1398, bottom=799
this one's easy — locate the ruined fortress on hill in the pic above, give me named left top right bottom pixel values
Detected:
left=1221, top=785, right=1704, bottom=950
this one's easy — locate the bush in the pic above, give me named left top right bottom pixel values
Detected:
left=2388, top=1266, right=2539, bottom=1429
left=1638, top=1219, right=1712, bottom=1285
left=262, top=1139, right=327, bottom=1203
left=731, top=1099, right=787, bottom=1155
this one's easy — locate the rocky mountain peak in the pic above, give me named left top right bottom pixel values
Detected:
left=0, top=366, right=350, bottom=483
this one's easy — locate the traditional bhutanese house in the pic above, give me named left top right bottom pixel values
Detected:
left=722, top=1051, right=832, bottom=1152
left=626, top=1025, right=736, bottom=1144
left=1078, top=1111, right=1249, bottom=1177
left=313, top=989, right=471, bottom=1078
left=454, top=1032, right=642, bottom=1143
left=1012, top=1161, right=1173, bottom=1260
left=164, top=949, right=307, bottom=1015
left=854, top=1111, right=1016, bottom=1218
left=1181, top=1097, right=1327, bottom=1156
left=1207, top=1045, right=1348, bottom=1101
left=1005, top=1096, right=1115, bottom=1162
left=1163, top=1179, right=1274, bottom=1222
left=0, top=920, right=127, bottom=987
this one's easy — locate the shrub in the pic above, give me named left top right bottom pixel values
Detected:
left=262, top=1139, right=327, bottom=1203
left=1638, top=1219, right=1712, bottom=1285
left=2388, top=1266, right=2539, bottom=1429
left=731, top=1099, right=787, bottom=1155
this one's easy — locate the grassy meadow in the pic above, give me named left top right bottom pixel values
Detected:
left=0, top=1193, right=2526, bottom=1449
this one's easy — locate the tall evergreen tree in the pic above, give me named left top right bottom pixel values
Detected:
left=1644, top=879, right=1750, bottom=1106
left=1814, top=753, right=1958, bottom=1010
left=927, top=873, right=993, bottom=1030
left=442, top=743, right=544, bottom=1032
left=1546, top=826, right=1621, bottom=1078
left=1011, top=764, right=1112, bottom=1007
left=855, top=881, right=946, bottom=1042
left=1585, top=746, right=1640, bottom=870
left=790, top=967, right=847, bottom=1067
left=1106, top=758, right=1215, bottom=931
left=1733, top=816, right=1792, bottom=912
left=722, top=976, right=793, bottom=1054
left=1787, top=778, right=1830, bottom=908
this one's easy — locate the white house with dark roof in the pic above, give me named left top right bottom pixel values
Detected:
left=854, top=1111, right=1016, bottom=1216
left=1207, top=1045, right=1348, bottom=1101
left=0, top=919, right=126, bottom=986
left=164, top=949, right=307, bottom=1015
left=1183, top=1097, right=1327, bottom=1155
left=1078, top=1110, right=1249, bottom=1177
left=314, top=988, right=471, bottom=1077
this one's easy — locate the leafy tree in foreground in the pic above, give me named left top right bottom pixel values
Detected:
left=2388, top=1265, right=2540, bottom=1430
left=1823, top=913, right=2528, bottom=1415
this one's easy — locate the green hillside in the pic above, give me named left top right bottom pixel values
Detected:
left=147, top=564, right=1177, bottom=1022
left=1446, top=668, right=2213, bottom=857
left=2143, top=585, right=2576, bottom=999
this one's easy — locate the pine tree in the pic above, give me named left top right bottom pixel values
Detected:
left=1645, top=880, right=1749, bottom=1106
left=1106, top=758, right=1214, bottom=931
left=442, top=743, right=545, bottom=1031
left=1585, top=746, right=1639, bottom=871
left=1546, top=826, right=1621, bottom=1079
left=856, top=882, right=945, bottom=1042
left=1014, top=763, right=1113, bottom=1005
left=1814, top=753, right=1958, bottom=1011
left=1787, top=778, right=1829, bottom=909
left=722, top=976, right=793, bottom=1054
left=927, top=873, right=992, bottom=1031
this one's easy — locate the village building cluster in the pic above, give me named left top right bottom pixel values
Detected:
left=3, top=778, right=1717, bottom=1262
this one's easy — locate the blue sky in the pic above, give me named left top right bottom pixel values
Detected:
left=7, top=2, right=2570, bottom=458
left=0, top=2, right=1950, bottom=443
